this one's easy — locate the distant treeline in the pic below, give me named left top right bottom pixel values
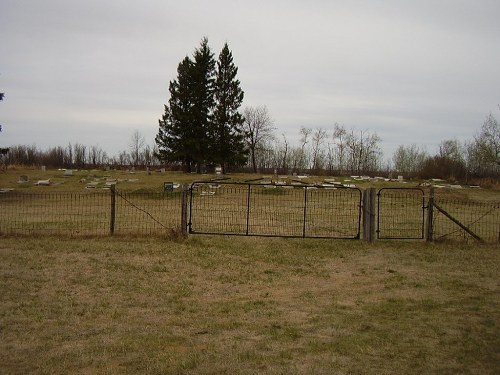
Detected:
left=1, top=132, right=499, bottom=183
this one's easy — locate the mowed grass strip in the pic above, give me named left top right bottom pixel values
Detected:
left=0, top=236, right=499, bottom=374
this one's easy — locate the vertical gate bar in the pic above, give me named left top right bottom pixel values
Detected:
left=110, top=185, right=116, bottom=235
left=370, top=188, right=376, bottom=241
left=181, top=185, right=188, bottom=236
left=421, top=191, right=426, bottom=239
left=188, top=184, right=194, bottom=233
left=426, top=187, right=434, bottom=241
left=376, top=189, right=381, bottom=239
left=355, top=189, right=362, bottom=239
left=302, top=187, right=308, bottom=238
left=246, top=184, right=251, bottom=235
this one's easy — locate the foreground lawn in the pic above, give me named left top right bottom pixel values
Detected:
left=0, top=236, right=499, bottom=374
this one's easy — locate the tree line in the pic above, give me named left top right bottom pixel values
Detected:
left=1, top=38, right=499, bottom=181
left=2, top=109, right=498, bottom=182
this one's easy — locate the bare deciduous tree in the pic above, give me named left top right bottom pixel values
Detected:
left=392, top=144, right=428, bottom=176
left=129, top=130, right=146, bottom=167
left=242, top=106, right=275, bottom=173
left=311, top=127, right=328, bottom=172
left=332, top=123, right=348, bottom=174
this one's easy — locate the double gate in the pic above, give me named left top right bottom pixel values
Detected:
left=188, top=182, right=362, bottom=238
left=188, top=183, right=427, bottom=240
left=189, top=183, right=494, bottom=242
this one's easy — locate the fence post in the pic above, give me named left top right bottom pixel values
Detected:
left=425, top=187, right=434, bottom=242
left=110, top=184, right=116, bottom=236
left=181, top=184, right=188, bottom=236
left=363, top=188, right=376, bottom=242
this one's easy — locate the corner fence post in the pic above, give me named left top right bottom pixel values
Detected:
left=110, top=184, right=116, bottom=235
left=363, top=188, right=376, bottom=242
left=426, top=187, right=434, bottom=242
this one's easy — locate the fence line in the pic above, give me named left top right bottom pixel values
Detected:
left=0, top=186, right=499, bottom=242
left=0, top=189, right=182, bottom=236
left=431, top=197, right=500, bottom=242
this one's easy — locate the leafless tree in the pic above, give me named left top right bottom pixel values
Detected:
left=129, top=130, right=146, bottom=167
left=332, top=123, right=348, bottom=174
left=73, top=143, right=87, bottom=168
left=242, top=106, right=275, bottom=172
left=293, top=126, right=311, bottom=172
left=392, top=144, right=428, bottom=176
left=346, top=128, right=381, bottom=175
left=89, top=145, right=108, bottom=167
left=476, top=112, right=500, bottom=165
left=311, top=127, right=328, bottom=172
left=438, top=139, right=464, bottom=163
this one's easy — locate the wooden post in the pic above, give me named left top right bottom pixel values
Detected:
left=425, top=187, right=434, bottom=242
left=363, top=188, right=376, bottom=242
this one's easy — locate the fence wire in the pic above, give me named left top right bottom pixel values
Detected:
left=1, top=187, right=499, bottom=242
left=377, top=188, right=425, bottom=239
left=0, top=190, right=182, bottom=236
left=114, top=191, right=182, bottom=235
left=0, top=191, right=110, bottom=235
left=432, top=198, right=500, bottom=242
left=189, top=183, right=362, bottom=238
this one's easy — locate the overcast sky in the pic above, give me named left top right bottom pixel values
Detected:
left=1, top=0, right=499, bottom=161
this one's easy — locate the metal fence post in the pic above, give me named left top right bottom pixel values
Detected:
left=110, top=185, right=116, bottom=235
left=181, top=185, right=188, bottom=236
left=425, top=187, right=434, bottom=242
left=363, top=188, right=376, bottom=242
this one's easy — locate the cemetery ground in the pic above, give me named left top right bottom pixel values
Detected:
left=1, top=166, right=499, bottom=201
left=1, top=236, right=499, bottom=374
left=0, top=168, right=499, bottom=373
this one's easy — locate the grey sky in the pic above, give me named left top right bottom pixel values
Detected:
left=1, top=0, right=499, bottom=161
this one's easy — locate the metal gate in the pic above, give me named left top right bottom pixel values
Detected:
left=188, top=182, right=362, bottom=238
left=377, top=188, right=426, bottom=239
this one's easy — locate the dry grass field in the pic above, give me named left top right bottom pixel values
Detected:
left=1, top=236, right=499, bottom=374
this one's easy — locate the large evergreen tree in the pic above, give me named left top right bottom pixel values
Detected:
left=155, top=39, right=245, bottom=173
left=211, top=43, right=247, bottom=173
left=155, top=56, right=196, bottom=170
left=189, top=38, right=215, bottom=172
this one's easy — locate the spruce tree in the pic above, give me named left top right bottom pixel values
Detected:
left=156, top=39, right=245, bottom=173
left=189, top=37, right=215, bottom=172
left=155, top=56, right=196, bottom=171
left=211, top=43, right=247, bottom=173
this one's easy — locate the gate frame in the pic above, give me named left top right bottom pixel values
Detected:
left=376, top=187, right=426, bottom=240
left=188, top=181, right=362, bottom=239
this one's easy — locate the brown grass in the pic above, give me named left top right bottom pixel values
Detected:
left=1, top=236, right=499, bottom=374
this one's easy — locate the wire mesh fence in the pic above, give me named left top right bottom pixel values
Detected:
left=0, top=190, right=183, bottom=236
left=1, top=186, right=499, bottom=242
left=432, top=197, right=500, bottom=242
left=0, top=191, right=111, bottom=235
left=114, top=190, right=183, bottom=235
left=189, top=182, right=362, bottom=238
